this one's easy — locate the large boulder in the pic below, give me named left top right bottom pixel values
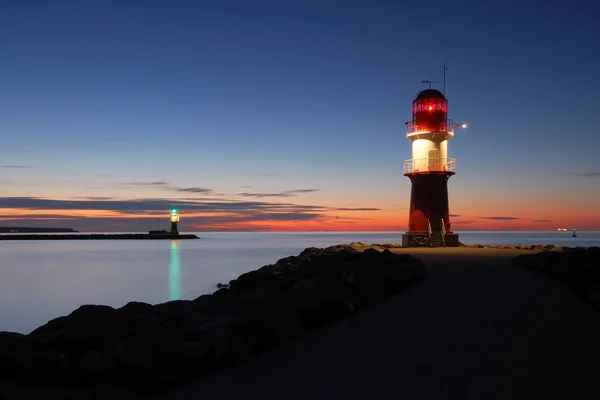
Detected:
left=0, top=243, right=423, bottom=399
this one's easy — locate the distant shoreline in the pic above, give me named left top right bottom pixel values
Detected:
left=0, top=227, right=78, bottom=233
left=0, top=233, right=199, bottom=240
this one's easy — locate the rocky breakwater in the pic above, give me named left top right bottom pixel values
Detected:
left=514, top=246, right=600, bottom=309
left=460, top=243, right=563, bottom=250
left=0, top=243, right=424, bottom=399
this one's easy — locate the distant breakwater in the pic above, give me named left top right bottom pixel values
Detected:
left=0, top=233, right=199, bottom=240
left=0, top=243, right=424, bottom=399
left=0, top=227, right=78, bottom=233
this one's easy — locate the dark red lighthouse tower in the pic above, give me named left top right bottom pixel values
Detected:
left=401, top=87, right=466, bottom=247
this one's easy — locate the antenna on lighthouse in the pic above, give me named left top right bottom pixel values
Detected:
left=421, top=78, right=439, bottom=89
left=443, top=63, right=448, bottom=96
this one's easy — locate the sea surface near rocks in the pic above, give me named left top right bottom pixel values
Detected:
left=1, top=231, right=598, bottom=334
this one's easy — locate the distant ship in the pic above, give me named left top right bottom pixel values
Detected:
left=557, top=228, right=567, bottom=232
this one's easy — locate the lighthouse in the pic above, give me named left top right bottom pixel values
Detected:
left=401, top=86, right=466, bottom=247
left=170, top=208, right=180, bottom=236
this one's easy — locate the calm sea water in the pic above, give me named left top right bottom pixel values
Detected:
left=1, top=231, right=598, bottom=334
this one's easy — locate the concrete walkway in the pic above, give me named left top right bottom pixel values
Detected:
left=158, top=248, right=600, bottom=400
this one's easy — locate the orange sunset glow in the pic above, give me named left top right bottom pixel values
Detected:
left=1, top=195, right=598, bottom=232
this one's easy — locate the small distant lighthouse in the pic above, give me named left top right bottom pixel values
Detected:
left=401, top=84, right=466, bottom=247
left=170, top=208, right=180, bottom=236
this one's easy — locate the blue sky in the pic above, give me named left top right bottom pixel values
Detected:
left=1, top=0, right=599, bottom=231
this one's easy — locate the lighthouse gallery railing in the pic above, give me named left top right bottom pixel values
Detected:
left=405, top=119, right=461, bottom=135
left=403, top=158, right=456, bottom=174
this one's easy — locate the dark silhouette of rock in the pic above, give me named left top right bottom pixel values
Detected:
left=514, top=247, right=600, bottom=308
left=459, top=243, right=565, bottom=251
left=0, top=243, right=423, bottom=399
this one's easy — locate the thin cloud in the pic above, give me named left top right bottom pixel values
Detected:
left=450, top=214, right=461, bottom=217
left=285, top=189, right=320, bottom=195
left=532, top=219, right=552, bottom=223
left=453, top=220, right=476, bottom=224
left=120, top=181, right=216, bottom=195
left=328, top=216, right=371, bottom=222
left=568, top=172, right=600, bottom=177
left=333, top=207, right=381, bottom=211
left=0, top=165, right=34, bottom=169
left=172, top=187, right=213, bottom=194
left=119, top=181, right=316, bottom=198
left=238, top=192, right=295, bottom=198
left=123, top=181, right=169, bottom=186
left=476, top=216, right=520, bottom=220
left=238, top=189, right=320, bottom=198
left=75, top=196, right=115, bottom=200
left=177, top=196, right=228, bottom=201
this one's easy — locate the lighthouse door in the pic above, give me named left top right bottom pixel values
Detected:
left=428, top=149, right=440, bottom=171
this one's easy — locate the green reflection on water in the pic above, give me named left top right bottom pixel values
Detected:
left=169, top=240, right=181, bottom=301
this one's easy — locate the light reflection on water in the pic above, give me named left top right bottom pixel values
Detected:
left=169, top=240, right=180, bottom=301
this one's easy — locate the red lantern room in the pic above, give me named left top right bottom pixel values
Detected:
left=410, top=89, right=448, bottom=133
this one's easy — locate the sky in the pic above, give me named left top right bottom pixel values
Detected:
left=1, top=0, right=599, bottom=232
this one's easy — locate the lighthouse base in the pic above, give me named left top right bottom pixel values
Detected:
left=402, top=232, right=460, bottom=248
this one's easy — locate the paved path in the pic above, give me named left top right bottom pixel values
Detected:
left=159, top=248, right=600, bottom=400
